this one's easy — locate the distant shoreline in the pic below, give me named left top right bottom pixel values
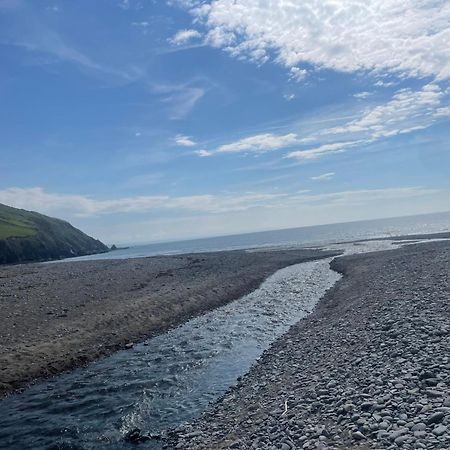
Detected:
left=56, top=229, right=450, bottom=264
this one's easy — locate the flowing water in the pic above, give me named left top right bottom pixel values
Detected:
left=0, top=240, right=433, bottom=449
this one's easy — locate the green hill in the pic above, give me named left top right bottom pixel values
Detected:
left=0, top=203, right=109, bottom=264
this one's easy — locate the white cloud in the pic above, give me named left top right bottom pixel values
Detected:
left=192, top=83, right=450, bottom=162
left=118, top=0, right=130, bottom=10
left=197, top=133, right=300, bottom=157
left=0, top=187, right=286, bottom=216
left=132, top=21, right=149, bottom=27
left=190, top=81, right=449, bottom=162
left=374, top=80, right=397, bottom=88
left=169, top=29, right=202, bottom=46
left=287, top=141, right=364, bottom=160
left=0, top=186, right=439, bottom=219
left=132, top=21, right=150, bottom=34
left=311, top=172, right=335, bottom=181
left=287, top=83, right=450, bottom=160
left=353, top=92, right=372, bottom=99
left=289, top=67, right=308, bottom=82
left=328, top=84, right=449, bottom=139
left=179, top=0, right=450, bottom=80
left=175, top=134, right=196, bottom=146
left=5, top=186, right=447, bottom=243
left=195, top=149, right=213, bottom=157
left=291, top=187, right=440, bottom=206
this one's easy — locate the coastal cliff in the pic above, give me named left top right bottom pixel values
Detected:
left=0, top=203, right=108, bottom=264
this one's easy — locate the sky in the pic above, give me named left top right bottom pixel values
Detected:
left=0, top=0, right=449, bottom=245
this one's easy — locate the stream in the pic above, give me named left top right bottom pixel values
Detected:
left=0, top=241, right=403, bottom=450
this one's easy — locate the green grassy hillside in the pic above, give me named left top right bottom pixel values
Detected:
left=0, top=208, right=37, bottom=240
left=0, top=203, right=109, bottom=264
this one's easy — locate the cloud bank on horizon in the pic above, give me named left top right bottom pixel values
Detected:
left=0, top=0, right=449, bottom=243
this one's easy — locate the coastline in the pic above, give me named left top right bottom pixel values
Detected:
left=168, top=240, right=450, bottom=449
left=0, top=247, right=338, bottom=398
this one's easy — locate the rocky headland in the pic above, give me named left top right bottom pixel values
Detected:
left=0, top=203, right=108, bottom=264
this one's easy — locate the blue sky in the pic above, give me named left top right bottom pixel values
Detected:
left=1, top=0, right=449, bottom=244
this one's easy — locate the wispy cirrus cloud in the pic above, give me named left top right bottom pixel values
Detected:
left=217, top=133, right=298, bottom=154
left=0, top=186, right=440, bottom=218
left=195, top=149, right=213, bottom=157
left=174, top=134, right=196, bottom=146
left=196, top=132, right=301, bottom=157
left=0, top=187, right=286, bottom=216
left=311, top=172, right=335, bottom=181
left=152, top=82, right=207, bottom=119
left=195, top=83, right=450, bottom=162
left=0, top=3, right=144, bottom=83
left=353, top=92, right=372, bottom=99
left=169, top=28, right=202, bottom=45
left=287, top=141, right=366, bottom=160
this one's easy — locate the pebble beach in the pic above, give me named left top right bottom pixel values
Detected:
left=168, top=240, right=450, bottom=449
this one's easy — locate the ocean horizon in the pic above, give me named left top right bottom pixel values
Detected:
left=66, top=210, right=450, bottom=262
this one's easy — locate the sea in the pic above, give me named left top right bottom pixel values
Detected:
left=66, top=211, right=450, bottom=262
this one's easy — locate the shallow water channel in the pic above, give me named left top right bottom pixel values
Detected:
left=0, top=241, right=401, bottom=450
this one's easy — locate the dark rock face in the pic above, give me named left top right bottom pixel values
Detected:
left=0, top=203, right=108, bottom=264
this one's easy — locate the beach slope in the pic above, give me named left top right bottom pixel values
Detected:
left=0, top=248, right=337, bottom=397
left=169, top=241, right=450, bottom=449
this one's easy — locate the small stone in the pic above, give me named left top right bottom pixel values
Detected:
left=414, top=431, right=426, bottom=438
left=427, top=411, right=445, bottom=425
left=389, top=428, right=408, bottom=441
left=411, top=423, right=426, bottom=432
left=361, top=402, right=373, bottom=411
left=352, top=431, right=366, bottom=441
left=124, top=428, right=150, bottom=443
left=394, top=435, right=409, bottom=445
left=343, top=403, right=355, bottom=413
left=426, top=389, right=443, bottom=398
left=419, top=370, right=435, bottom=380
left=183, top=431, right=202, bottom=438
left=432, top=425, right=447, bottom=436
